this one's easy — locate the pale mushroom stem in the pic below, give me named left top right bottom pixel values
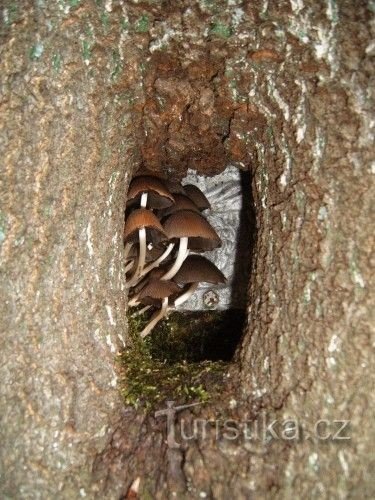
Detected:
left=140, top=297, right=169, bottom=338
left=128, top=243, right=176, bottom=299
left=162, top=237, right=189, bottom=280
left=126, top=227, right=146, bottom=288
left=124, top=242, right=133, bottom=261
left=137, top=242, right=174, bottom=280
left=124, top=260, right=134, bottom=274
left=128, top=295, right=140, bottom=307
left=131, top=304, right=151, bottom=316
left=140, top=192, right=148, bottom=208
left=174, top=282, right=199, bottom=307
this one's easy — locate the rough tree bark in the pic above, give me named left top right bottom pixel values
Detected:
left=0, top=1, right=373, bottom=499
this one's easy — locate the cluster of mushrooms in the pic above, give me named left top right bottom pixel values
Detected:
left=124, top=175, right=226, bottom=338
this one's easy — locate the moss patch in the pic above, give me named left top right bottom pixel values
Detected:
left=209, top=22, right=233, bottom=39
left=135, top=14, right=150, bottom=33
left=119, top=309, right=244, bottom=410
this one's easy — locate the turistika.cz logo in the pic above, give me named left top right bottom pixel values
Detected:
left=155, top=401, right=351, bottom=449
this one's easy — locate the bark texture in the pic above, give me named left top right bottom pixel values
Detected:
left=0, top=0, right=373, bottom=499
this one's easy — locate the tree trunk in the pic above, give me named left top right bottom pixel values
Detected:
left=1, top=1, right=373, bottom=498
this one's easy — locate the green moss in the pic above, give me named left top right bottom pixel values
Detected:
left=2, top=3, right=18, bottom=27
left=100, top=11, right=110, bottom=32
left=209, top=22, right=233, bottom=39
left=135, top=14, right=150, bottom=33
left=120, top=17, right=130, bottom=31
left=81, top=40, right=92, bottom=62
left=139, top=61, right=148, bottom=75
left=118, top=310, right=242, bottom=411
left=202, top=0, right=217, bottom=10
left=52, top=52, right=62, bottom=72
left=110, top=50, right=122, bottom=81
left=115, top=90, right=136, bottom=106
left=0, top=211, right=7, bottom=245
left=85, top=24, right=94, bottom=38
left=29, top=43, right=44, bottom=61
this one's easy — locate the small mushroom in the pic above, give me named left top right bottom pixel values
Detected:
left=173, top=255, right=226, bottom=307
left=183, top=184, right=211, bottom=211
left=124, top=208, right=167, bottom=287
left=162, top=209, right=221, bottom=280
left=159, top=193, right=200, bottom=218
left=137, top=279, right=181, bottom=337
left=124, top=243, right=167, bottom=273
left=124, top=260, right=135, bottom=274
left=137, top=241, right=174, bottom=280
left=145, top=245, right=167, bottom=262
left=128, top=267, right=166, bottom=308
left=164, top=179, right=187, bottom=195
left=127, top=175, right=174, bottom=209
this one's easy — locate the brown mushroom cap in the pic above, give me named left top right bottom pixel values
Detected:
left=127, top=175, right=174, bottom=209
left=173, top=255, right=226, bottom=285
left=127, top=243, right=169, bottom=262
left=124, top=244, right=138, bottom=259
left=147, top=267, right=167, bottom=280
left=133, top=169, right=162, bottom=178
left=124, top=208, right=167, bottom=243
left=163, top=209, right=221, bottom=251
left=161, top=194, right=200, bottom=217
left=138, top=278, right=181, bottom=305
left=130, top=266, right=168, bottom=296
left=183, top=184, right=211, bottom=211
left=146, top=245, right=170, bottom=262
left=164, top=179, right=187, bottom=195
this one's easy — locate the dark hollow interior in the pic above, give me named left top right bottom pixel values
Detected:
left=146, top=310, right=246, bottom=363
left=126, top=168, right=254, bottom=364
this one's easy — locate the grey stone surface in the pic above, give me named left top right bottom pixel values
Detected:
left=179, top=166, right=252, bottom=311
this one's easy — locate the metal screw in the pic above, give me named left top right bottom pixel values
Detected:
left=203, top=289, right=219, bottom=309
